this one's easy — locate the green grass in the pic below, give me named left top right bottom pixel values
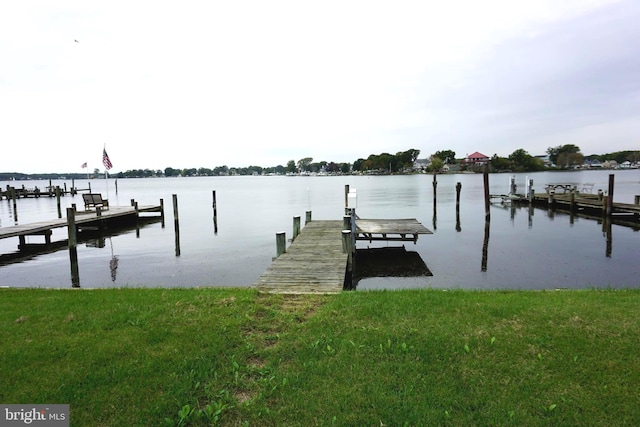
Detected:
left=1, top=288, right=640, bottom=426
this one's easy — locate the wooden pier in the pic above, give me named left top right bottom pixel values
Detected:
left=254, top=220, right=348, bottom=294
left=254, top=216, right=432, bottom=294
left=0, top=204, right=163, bottom=251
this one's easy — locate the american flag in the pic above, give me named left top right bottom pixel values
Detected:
left=102, top=148, right=113, bottom=170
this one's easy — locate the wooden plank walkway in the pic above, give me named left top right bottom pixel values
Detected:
left=0, top=205, right=162, bottom=242
left=254, top=220, right=348, bottom=294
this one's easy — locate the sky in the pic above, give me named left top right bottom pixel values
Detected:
left=1, top=0, right=639, bottom=173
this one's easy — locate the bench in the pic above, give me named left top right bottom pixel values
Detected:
left=82, top=193, right=109, bottom=211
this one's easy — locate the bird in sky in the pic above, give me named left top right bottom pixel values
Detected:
left=74, top=39, right=79, bottom=43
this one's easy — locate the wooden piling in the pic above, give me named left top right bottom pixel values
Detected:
left=212, top=190, right=218, bottom=233
left=173, top=194, right=180, bottom=256
left=276, top=232, right=286, bottom=257
left=528, top=179, right=534, bottom=202
left=115, top=179, right=118, bottom=195
left=66, top=207, right=80, bottom=287
left=483, top=165, right=490, bottom=220
left=305, top=210, right=312, bottom=225
left=11, top=187, right=17, bottom=223
left=634, top=195, right=640, bottom=205
left=71, top=178, right=75, bottom=195
left=481, top=219, right=490, bottom=272
left=606, top=174, right=614, bottom=217
left=455, top=182, right=462, bottom=211
left=432, top=172, right=437, bottom=206
left=570, top=189, right=576, bottom=212
left=293, top=216, right=301, bottom=240
left=56, top=186, right=62, bottom=218
left=345, top=185, right=350, bottom=208
left=160, top=198, right=165, bottom=227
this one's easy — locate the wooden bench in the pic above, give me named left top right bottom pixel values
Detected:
left=82, top=193, right=109, bottom=210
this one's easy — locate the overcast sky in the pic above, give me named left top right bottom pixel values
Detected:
left=1, top=0, right=639, bottom=173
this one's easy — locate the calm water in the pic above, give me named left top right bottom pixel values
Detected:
left=1, top=170, right=638, bottom=289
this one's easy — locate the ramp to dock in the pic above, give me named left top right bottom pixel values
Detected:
left=254, top=220, right=347, bottom=294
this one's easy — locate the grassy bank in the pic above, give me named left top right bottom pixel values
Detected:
left=1, top=288, right=639, bottom=426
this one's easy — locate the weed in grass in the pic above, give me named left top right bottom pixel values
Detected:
left=490, top=336, right=496, bottom=345
left=464, top=344, right=470, bottom=353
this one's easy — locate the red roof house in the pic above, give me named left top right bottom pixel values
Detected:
left=465, top=152, right=490, bottom=164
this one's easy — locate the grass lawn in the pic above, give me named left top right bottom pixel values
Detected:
left=1, top=288, right=639, bottom=426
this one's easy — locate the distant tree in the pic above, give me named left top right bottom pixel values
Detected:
left=490, top=154, right=511, bottom=171
left=340, top=163, right=351, bottom=174
left=434, top=150, right=456, bottom=164
left=508, top=149, right=545, bottom=172
left=274, top=165, right=286, bottom=175
left=547, top=144, right=581, bottom=166
left=286, top=160, right=296, bottom=173
left=427, top=157, right=444, bottom=172
left=353, top=158, right=365, bottom=171
left=297, top=157, right=313, bottom=172
left=164, top=167, right=179, bottom=177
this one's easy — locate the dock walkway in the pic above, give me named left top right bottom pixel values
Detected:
left=254, top=220, right=348, bottom=294
left=0, top=205, right=163, bottom=249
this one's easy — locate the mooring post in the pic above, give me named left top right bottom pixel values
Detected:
left=634, top=195, right=640, bottom=205
left=11, top=187, right=18, bottom=223
left=276, top=232, right=286, bottom=257
left=66, top=207, right=80, bottom=287
left=64, top=183, right=67, bottom=194
left=88, top=182, right=91, bottom=192
left=71, top=178, right=75, bottom=195
left=305, top=210, right=312, bottom=225
left=212, top=190, right=218, bottom=234
left=483, top=164, right=490, bottom=220
left=48, top=179, right=52, bottom=196
left=173, top=194, right=180, bottom=256
left=510, top=175, right=516, bottom=195
left=455, top=182, right=462, bottom=211
left=293, top=216, right=301, bottom=240
left=96, top=206, right=102, bottom=217
left=159, top=198, right=165, bottom=227
left=432, top=172, right=437, bottom=206
left=481, top=219, right=490, bottom=272
left=570, top=189, right=576, bottom=212
left=345, top=185, right=350, bottom=208
left=56, top=186, right=62, bottom=218
left=528, top=179, right=534, bottom=203
left=115, top=179, right=118, bottom=195
left=606, top=174, right=614, bottom=217
left=548, top=190, right=555, bottom=208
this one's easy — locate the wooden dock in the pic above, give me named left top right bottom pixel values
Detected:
left=254, top=220, right=348, bottom=294
left=254, top=216, right=433, bottom=294
left=0, top=204, right=163, bottom=250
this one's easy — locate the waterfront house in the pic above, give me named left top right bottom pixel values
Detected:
left=465, top=151, right=490, bottom=165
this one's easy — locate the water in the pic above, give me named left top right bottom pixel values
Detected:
left=1, top=170, right=638, bottom=289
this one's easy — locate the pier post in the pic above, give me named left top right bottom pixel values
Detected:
left=606, top=174, right=614, bottom=217
left=293, top=216, right=301, bottom=240
left=548, top=190, right=555, bottom=208
left=115, top=179, right=118, bottom=195
left=56, top=186, right=62, bottom=218
left=11, top=187, right=18, bottom=223
left=570, top=189, right=576, bottom=213
left=455, top=182, right=462, bottom=232
left=64, top=183, right=67, bottom=194
left=66, top=208, right=80, bottom=287
left=173, top=194, right=180, bottom=256
left=71, top=178, right=75, bottom=195
left=481, top=219, right=490, bottom=272
left=483, top=164, right=490, bottom=220
left=305, top=210, right=312, bottom=225
left=276, top=232, right=286, bottom=257
left=528, top=179, right=534, bottom=203
left=432, top=172, right=437, bottom=206
left=88, top=182, right=91, bottom=192
left=344, top=185, right=350, bottom=208
left=96, top=206, right=102, bottom=217
left=159, top=198, right=165, bottom=227
left=634, top=195, right=640, bottom=205
left=212, top=190, right=218, bottom=234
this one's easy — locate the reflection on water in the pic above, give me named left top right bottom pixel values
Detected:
left=353, top=247, right=432, bottom=290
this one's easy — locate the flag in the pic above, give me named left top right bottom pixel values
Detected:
left=102, top=148, right=113, bottom=170
left=81, top=162, right=87, bottom=168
